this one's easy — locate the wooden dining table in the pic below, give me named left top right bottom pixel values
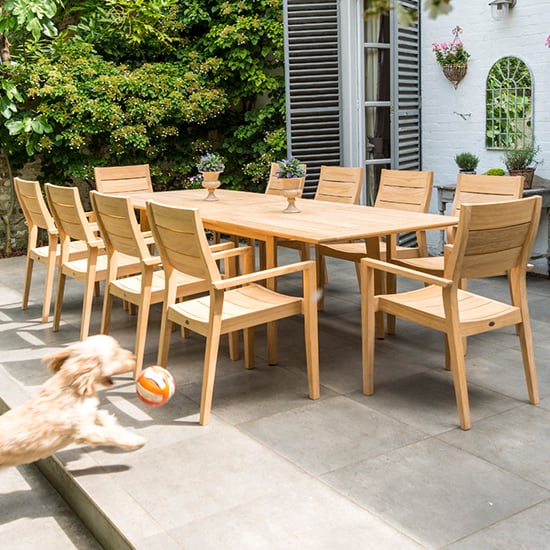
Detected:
left=126, top=188, right=458, bottom=360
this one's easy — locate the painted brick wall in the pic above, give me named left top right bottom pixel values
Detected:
left=420, top=0, right=550, bottom=264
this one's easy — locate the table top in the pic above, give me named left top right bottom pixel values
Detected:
left=127, top=189, right=457, bottom=244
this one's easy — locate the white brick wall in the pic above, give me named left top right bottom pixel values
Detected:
left=420, top=0, right=550, bottom=265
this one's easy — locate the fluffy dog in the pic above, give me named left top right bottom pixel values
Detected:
left=0, top=335, right=145, bottom=468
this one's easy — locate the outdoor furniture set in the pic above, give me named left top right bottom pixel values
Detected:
left=12, top=165, right=542, bottom=430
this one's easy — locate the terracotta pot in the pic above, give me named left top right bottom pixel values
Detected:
left=508, top=168, right=535, bottom=189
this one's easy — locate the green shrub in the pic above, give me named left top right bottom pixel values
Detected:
left=454, top=152, right=479, bottom=171
left=486, top=168, right=505, bottom=176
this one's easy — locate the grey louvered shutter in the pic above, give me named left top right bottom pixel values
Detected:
left=393, top=0, right=421, bottom=170
left=284, top=0, right=340, bottom=197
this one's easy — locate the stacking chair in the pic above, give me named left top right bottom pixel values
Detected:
left=361, top=196, right=541, bottom=430
left=392, top=173, right=524, bottom=276
left=91, top=191, right=236, bottom=376
left=45, top=184, right=142, bottom=341
left=146, top=200, right=320, bottom=425
left=316, top=169, right=433, bottom=308
left=14, top=178, right=88, bottom=322
left=275, top=165, right=364, bottom=263
left=94, top=164, right=153, bottom=195
left=94, top=164, right=153, bottom=230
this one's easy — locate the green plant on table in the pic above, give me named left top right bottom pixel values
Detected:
left=196, top=152, right=225, bottom=173
left=275, top=158, right=306, bottom=178
left=502, top=145, right=541, bottom=171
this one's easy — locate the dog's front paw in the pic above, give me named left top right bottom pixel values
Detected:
left=118, top=432, right=146, bottom=450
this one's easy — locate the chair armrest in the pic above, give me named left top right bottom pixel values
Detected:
left=212, top=260, right=315, bottom=290
left=362, top=257, right=453, bottom=288
left=210, top=245, right=251, bottom=262
left=143, top=256, right=162, bottom=267
left=209, top=242, right=235, bottom=252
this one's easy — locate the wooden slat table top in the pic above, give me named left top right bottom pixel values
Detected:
left=126, top=189, right=458, bottom=243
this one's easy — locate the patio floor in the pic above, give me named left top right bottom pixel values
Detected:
left=0, top=249, right=549, bottom=549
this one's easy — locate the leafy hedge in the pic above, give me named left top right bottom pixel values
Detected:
left=0, top=0, right=286, bottom=191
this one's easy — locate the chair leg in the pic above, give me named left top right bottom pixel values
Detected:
left=199, top=320, right=222, bottom=426
left=446, top=328, right=471, bottom=430
left=386, top=273, right=396, bottom=335
left=157, top=311, right=173, bottom=371
left=517, top=319, right=540, bottom=404
left=22, top=255, right=34, bottom=311
left=134, top=295, right=152, bottom=378
left=52, top=272, right=66, bottom=332
left=80, top=274, right=97, bottom=341
left=243, top=328, right=255, bottom=369
left=303, top=267, right=320, bottom=399
left=361, top=262, right=376, bottom=395
left=42, top=251, right=57, bottom=322
left=100, top=286, right=114, bottom=335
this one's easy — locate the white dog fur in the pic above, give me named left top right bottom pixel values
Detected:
left=0, top=335, right=145, bottom=468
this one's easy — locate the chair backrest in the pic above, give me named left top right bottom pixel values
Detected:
left=14, top=177, right=57, bottom=235
left=446, top=196, right=541, bottom=282
left=447, top=173, right=524, bottom=243
left=90, top=191, right=152, bottom=261
left=374, top=169, right=434, bottom=212
left=265, top=162, right=307, bottom=196
left=146, top=201, right=220, bottom=284
left=45, top=183, right=97, bottom=244
left=314, top=166, right=363, bottom=204
left=94, top=164, right=153, bottom=195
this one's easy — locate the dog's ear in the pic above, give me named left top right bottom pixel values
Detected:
left=43, top=348, right=72, bottom=373
left=44, top=346, right=100, bottom=397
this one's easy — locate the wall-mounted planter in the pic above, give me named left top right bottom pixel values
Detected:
left=442, top=64, right=467, bottom=88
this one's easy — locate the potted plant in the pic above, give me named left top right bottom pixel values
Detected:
left=196, top=152, right=225, bottom=200
left=454, top=152, right=479, bottom=174
left=502, top=144, right=541, bottom=189
left=275, top=157, right=306, bottom=180
left=432, top=26, right=470, bottom=88
left=486, top=168, right=505, bottom=176
left=274, top=157, right=306, bottom=213
left=196, top=152, right=225, bottom=181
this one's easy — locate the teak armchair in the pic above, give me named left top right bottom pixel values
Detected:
left=275, top=165, right=364, bottom=263
left=14, top=177, right=87, bottom=322
left=361, top=196, right=541, bottom=430
left=45, top=183, right=141, bottom=341
left=90, top=191, right=235, bottom=376
left=316, top=169, right=433, bottom=308
left=146, top=200, right=320, bottom=425
left=393, top=173, right=524, bottom=276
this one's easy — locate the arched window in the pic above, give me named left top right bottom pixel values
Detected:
left=486, top=56, right=533, bottom=149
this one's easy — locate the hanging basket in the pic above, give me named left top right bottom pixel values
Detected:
left=442, top=64, right=467, bottom=89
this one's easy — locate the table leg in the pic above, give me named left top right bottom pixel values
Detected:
left=365, top=236, right=385, bottom=339
left=264, top=236, right=278, bottom=364
left=437, top=188, right=446, bottom=255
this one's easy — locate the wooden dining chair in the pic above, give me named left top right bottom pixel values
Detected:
left=94, top=164, right=153, bottom=195
left=316, top=169, right=433, bottom=308
left=45, top=183, right=142, bottom=341
left=361, top=196, right=542, bottom=430
left=90, top=191, right=237, bottom=376
left=14, top=178, right=88, bottom=322
left=392, top=173, right=525, bottom=276
left=275, top=165, right=364, bottom=264
left=146, top=200, right=320, bottom=425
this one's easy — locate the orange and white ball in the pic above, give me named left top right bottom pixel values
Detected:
left=136, top=366, right=175, bottom=406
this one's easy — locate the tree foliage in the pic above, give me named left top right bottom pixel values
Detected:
left=0, top=0, right=286, bottom=190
